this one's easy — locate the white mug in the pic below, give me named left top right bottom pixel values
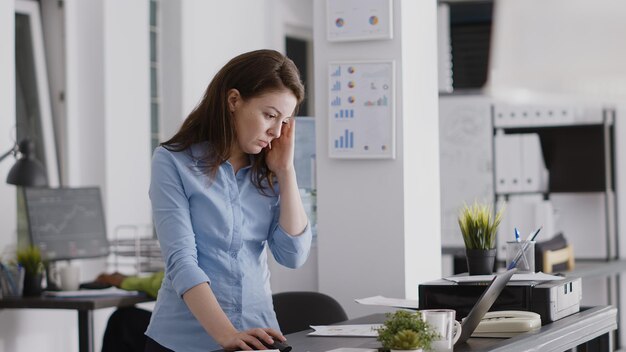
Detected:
left=421, top=309, right=462, bottom=352
left=59, top=265, right=81, bottom=291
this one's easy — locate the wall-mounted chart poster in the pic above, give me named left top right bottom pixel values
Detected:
left=327, top=0, right=393, bottom=42
left=328, top=61, right=395, bottom=159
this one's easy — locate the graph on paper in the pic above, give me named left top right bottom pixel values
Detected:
left=328, top=61, right=395, bottom=158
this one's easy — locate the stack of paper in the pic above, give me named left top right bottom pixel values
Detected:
left=308, top=325, right=381, bottom=337
left=444, top=272, right=564, bottom=283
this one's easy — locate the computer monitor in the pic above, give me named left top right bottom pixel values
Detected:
left=24, top=187, right=110, bottom=261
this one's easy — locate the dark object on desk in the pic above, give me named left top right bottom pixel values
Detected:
left=419, top=276, right=581, bottom=324
left=261, top=339, right=292, bottom=352
left=452, top=249, right=499, bottom=275
left=272, top=291, right=348, bottom=335
left=79, top=281, right=113, bottom=290
left=22, top=271, right=43, bottom=297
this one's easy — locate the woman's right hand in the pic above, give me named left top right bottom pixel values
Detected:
left=219, top=328, right=286, bottom=351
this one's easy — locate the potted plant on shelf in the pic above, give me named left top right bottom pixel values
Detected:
left=376, top=310, right=439, bottom=352
left=16, top=246, right=44, bottom=296
left=458, top=201, right=504, bottom=275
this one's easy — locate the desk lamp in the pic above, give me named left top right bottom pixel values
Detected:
left=485, top=0, right=626, bottom=104
left=0, top=138, right=48, bottom=187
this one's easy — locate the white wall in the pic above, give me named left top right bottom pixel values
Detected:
left=161, top=0, right=279, bottom=139
left=103, top=0, right=151, bottom=246
left=0, top=0, right=16, bottom=257
left=314, top=0, right=441, bottom=318
left=65, top=0, right=105, bottom=188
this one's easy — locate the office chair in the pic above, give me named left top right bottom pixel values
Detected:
left=272, top=291, right=348, bottom=335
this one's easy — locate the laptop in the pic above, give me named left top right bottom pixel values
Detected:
left=456, top=268, right=517, bottom=344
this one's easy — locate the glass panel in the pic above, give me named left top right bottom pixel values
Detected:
left=150, top=31, right=157, bottom=62
left=150, top=0, right=157, bottom=27
left=151, top=66, right=158, bottom=98
left=151, top=102, right=159, bottom=133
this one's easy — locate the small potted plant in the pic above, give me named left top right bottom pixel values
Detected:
left=376, top=310, right=439, bottom=352
left=458, top=201, right=504, bottom=275
left=16, top=246, right=44, bottom=296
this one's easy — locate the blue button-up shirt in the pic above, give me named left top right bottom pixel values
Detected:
left=146, top=144, right=312, bottom=351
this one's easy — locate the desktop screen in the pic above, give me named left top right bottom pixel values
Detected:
left=24, top=187, right=110, bottom=261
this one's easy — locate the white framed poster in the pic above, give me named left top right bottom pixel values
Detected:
left=326, top=0, right=393, bottom=42
left=328, top=61, right=395, bottom=159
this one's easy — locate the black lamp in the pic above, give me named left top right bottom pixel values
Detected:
left=0, top=139, right=48, bottom=187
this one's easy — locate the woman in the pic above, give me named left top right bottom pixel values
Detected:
left=146, top=49, right=312, bottom=351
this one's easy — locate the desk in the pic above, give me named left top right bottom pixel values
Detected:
left=0, top=294, right=152, bottom=352
left=240, top=306, right=616, bottom=352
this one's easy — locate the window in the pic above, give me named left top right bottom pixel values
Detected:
left=15, top=0, right=60, bottom=186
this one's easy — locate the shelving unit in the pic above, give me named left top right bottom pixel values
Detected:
left=492, top=104, right=617, bottom=261
left=107, top=224, right=164, bottom=275
left=491, top=104, right=623, bottom=347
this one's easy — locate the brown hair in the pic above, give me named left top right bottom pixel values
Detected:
left=161, top=49, right=304, bottom=191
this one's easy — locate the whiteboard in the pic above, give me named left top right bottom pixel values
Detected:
left=328, top=61, right=395, bottom=159
left=439, top=95, right=494, bottom=247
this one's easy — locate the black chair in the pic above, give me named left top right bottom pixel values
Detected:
left=272, top=291, right=348, bottom=335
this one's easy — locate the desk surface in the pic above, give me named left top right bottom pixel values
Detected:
left=0, top=294, right=152, bottom=310
left=268, top=305, right=616, bottom=352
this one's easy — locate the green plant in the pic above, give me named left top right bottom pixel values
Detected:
left=16, top=246, right=43, bottom=276
left=458, top=201, right=504, bottom=250
left=376, top=310, right=439, bottom=350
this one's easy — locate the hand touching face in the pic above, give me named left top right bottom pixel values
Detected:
left=228, top=89, right=298, bottom=162
left=264, top=118, right=296, bottom=174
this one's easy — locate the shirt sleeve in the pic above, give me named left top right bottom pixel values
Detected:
left=267, top=200, right=312, bottom=269
left=149, top=147, right=210, bottom=296
left=120, top=271, right=164, bottom=299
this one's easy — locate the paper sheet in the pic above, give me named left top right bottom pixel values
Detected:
left=43, top=287, right=141, bottom=298
left=308, top=324, right=381, bottom=337
left=355, top=295, right=418, bottom=309
left=444, top=272, right=565, bottom=283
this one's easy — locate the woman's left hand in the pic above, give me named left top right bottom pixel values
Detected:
left=265, top=118, right=296, bottom=176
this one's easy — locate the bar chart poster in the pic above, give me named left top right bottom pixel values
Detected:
left=328, top=60, right=395, bottom=159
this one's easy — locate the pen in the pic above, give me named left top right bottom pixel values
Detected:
left=507, top=226, right=543, bottom=270
left=514, top=227, right=529, bottom=269
left=526, top=226, right=543, bottom=242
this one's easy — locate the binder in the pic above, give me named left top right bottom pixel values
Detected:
left=495, top=132, right=523, bottom=193
left=520, top=134, right=549, bottom=192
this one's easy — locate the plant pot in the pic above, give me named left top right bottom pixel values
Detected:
left=390, top=349, right=423, bottom=352
left=465, top=248, right=496, bottom=275
left=22, top=272, right=43, bottom=297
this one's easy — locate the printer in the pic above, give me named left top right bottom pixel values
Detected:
left=418, top=276, right=581, bottom=324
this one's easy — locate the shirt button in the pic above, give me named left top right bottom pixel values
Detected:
left=230, top=251, right=237, bottom=258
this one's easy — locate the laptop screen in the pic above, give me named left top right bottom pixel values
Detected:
left=456, top=268, right=517, bottom=344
